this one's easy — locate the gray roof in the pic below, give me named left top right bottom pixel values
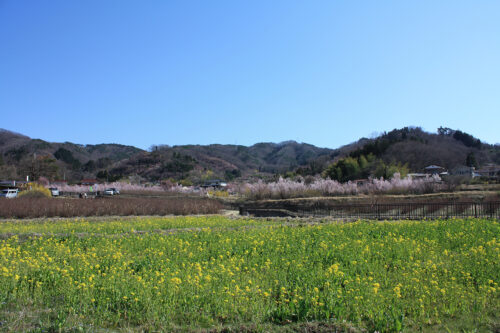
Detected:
left=425, top=165, right=444, bottom=169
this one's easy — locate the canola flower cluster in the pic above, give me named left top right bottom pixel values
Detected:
left=0, top=216, right=270, bottom=235
left=0, top=217, right=498, bottom=331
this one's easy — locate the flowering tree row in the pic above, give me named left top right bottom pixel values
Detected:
left=238, top=174, right=444, bottom=200
left=46, top=181, right=197, bottom=194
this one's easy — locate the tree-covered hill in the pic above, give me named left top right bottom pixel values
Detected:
left=297, top=127, right=500, bottom=182
left=0, top=127, right=498, bottom=183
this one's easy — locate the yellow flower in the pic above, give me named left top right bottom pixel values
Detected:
left=171, top=277, right=182, bottom=285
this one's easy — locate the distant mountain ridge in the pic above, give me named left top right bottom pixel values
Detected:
left=0, top=129, right=143, bottom=181
left=0, top=127, right=498, bottom=183
left=112, top=140, right=335, bottom=182
left=0, top=129, right=336, bottom=182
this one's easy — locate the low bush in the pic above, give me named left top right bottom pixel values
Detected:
left=0, top=197, right=222, bottom=218
left=17, top=183, right=52, bottom=198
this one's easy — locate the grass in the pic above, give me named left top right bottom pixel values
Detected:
left=0, top=216, right=498, bottom=332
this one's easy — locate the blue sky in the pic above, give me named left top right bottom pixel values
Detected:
left=1, top=1, right=499, bottom=149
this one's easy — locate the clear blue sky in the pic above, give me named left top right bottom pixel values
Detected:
left=1, top=1, right=499, bottom=149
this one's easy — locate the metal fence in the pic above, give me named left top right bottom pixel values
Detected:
left=243, top=201, right=500, bottom=219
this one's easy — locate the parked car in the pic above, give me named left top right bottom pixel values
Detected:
left=49, top=187, right=59, bottom=197
left=0, top=188, right=18, bottom=198
left=104, top=188, right=120, bottom=196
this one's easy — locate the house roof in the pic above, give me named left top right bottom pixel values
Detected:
left=425, top=165, right=444, bottom=170
left=477, top=164, right=500, bottom=172
left=81, top=179, right=98, bottom=183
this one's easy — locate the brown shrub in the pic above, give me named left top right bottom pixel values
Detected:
left=0, top=197, right=222, bottom=218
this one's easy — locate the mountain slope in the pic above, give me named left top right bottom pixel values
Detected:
left=349, top=127, right=499, bottom=170
left=110, top=141, right=335, bottom=181
left=297, top=127, right=499, bottom=180
left=0, top=127, right=498, bottom=183
left=0, top=129, right=144, bottom=180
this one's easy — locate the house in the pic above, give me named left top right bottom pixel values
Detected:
left=450, top=166, right=478, bottom=178
left=0, top=180, right=31, bottom=190
left=476, top=164, right=500, bottom=178
left=407, top=173, right=430, bottom=180
left=80, top=179, right=98, bottom=186
left=201, top=179, right=227, bottom=189
left=0, top=180, right=17, bottom=189
left=353, top=179, right=369, bottom=186
left=424, top=165, right=447, bottom=175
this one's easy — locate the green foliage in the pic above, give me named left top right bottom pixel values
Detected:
left=54, top=147, right=81, bottom=170
left=179, top=178, right=193, bottom=186
left=83, top=159, right=97, bottom=172
left=453, top=130, right=482, bottom=149
left=96, top=157, right=112, bottom=168
left=96, top=170, right=121, bottom=182
left=466, top=152, right=479, bottom=168
left=163, top=160, right=194, bottom=173
left=0, top=217, right=497, bottom=331
left=296, top=160, right=327, bottom=176
left=224, top=168, right=241, bottom=181
left=162, top=152, right=196, bottom=173
left=373, top=160, right=409, bottom=179
left=350, top=127, right=424, bottom=159
left=5, top=146, right=28, bottom=162
left=437, top=127, right=483, bottom=149
left=283, top=171, right=296, bottom=179
left=323, top=153, right=406, bottom=182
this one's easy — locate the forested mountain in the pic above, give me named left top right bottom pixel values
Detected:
left=0, top=127, right=498, bottom=183
left=0, top=129, right=334, bottom=182
left=297, top=127, right=500, bottom=182
left=0, top=129, right=143, bottom=181
left=109, top=141, right=334, bottom=182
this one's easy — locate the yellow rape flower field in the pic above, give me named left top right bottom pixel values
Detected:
left=0, top=216, right=498, bottom=332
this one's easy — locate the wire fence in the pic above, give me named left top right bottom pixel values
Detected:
left=241, top=201, right=500, bottom=219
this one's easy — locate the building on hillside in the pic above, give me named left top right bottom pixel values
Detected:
left=0, top=180, right=17, bottom=189
left=476, top=164, right=500, bottom=178
left=424, top=165, right=447, bottom=175
left=407, top=173, right=430, bottom=180
left=80, top=179, right=98, bottom=186
left=0, top=180, right=31, bottom=190
left=201, top=179, right=227, bottom=189
left=450, top=166, right=478, bottom=178
left=353, top=179, right=369, bottom=186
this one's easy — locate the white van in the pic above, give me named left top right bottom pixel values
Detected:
left=49, top=187, right=60, bottom=197
left=0, top=188, right=18, bottom=198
